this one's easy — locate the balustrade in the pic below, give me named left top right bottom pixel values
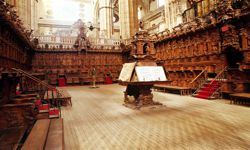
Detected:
left=34, top=35, right=122, bottom=51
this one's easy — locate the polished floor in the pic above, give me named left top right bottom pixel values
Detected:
left=61, top=84, right=250, bottom=150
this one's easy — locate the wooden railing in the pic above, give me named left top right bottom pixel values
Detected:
left=11, top=68, right=63, bottom=116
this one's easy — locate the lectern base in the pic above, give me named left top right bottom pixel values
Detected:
left=89, top=86, right=99, bottom=89
left=123, top=84, right=163, bottom=109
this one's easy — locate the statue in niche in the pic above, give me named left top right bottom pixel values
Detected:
left=139, top=21, right=144, bottom=30
left=73, top=19, right=90, bottom=49
left=143, top=43, right=149, bottom=55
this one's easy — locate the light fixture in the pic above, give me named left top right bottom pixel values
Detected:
left=87, top=22, right=97, bottom=31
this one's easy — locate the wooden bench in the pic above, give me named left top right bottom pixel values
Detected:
left=44, top=88, right=72, bottom=106
left=21, top=118, right=64, bottom=150
left=230, top=93, right=250, bottom=104
left=154, top=84, right=192, bottom=96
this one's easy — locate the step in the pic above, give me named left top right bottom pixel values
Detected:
left=193, top=94, right=217, bottom=100
left=197, top=91, right=213, bottom=96
left=39, top=104, right=49, bottom=113
left=45, top=119, right=64, bottom=150
left=36, top=113, right=49, bottom=120
left=193, top=94, right=209, bottom=99
left=200, top=87, right=219, bottom=91
left=207, top=78, right=227, bottom=81
left=21, top=119, right=51, bottom=150
left=198, top=88, right=217, bottom=92
left=16, top=93, right=38, bottom=98
left=11, top=97, right=36, bottom=104
left=35, top=99, right=42, bottom=106
left=49, top=108, right=60, bottom=119
left=204, top=82, right=220, bottom=86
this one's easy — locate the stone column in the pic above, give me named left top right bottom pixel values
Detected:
left=37, top=0, right=46, bottom=20
left=99, top=0, right=113, bottom=38
left=119, top=0, right=138, bottom=39
left=176, top=1, right=182, bottom=25
left=31, top=0, right=38, bottom=31
left=203, top=0, right=210, bottom=14
left=16, top=0, right=32, bottom=29
left=177, top=0, right=188, bottom=25
left=197, top=1, right=203, bottom=17
left=165, top=0, right=171, bottom=29
left=6, top=0, right=16, bottom=6
left=26, top=0, right=32, bottom=29
left=165, top=0, right=188, bottom=30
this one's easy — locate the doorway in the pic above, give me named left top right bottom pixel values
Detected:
left=224, top=46, right=244, bottom=68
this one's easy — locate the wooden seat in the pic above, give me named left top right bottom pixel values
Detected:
left=44, top=88, right=72, bottom=106
left=154, top=84, right=192, bottom=95
left=21, top=118, right=64, bottom=150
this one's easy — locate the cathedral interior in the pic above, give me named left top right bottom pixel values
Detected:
left=0, top=0, right=250, bottom=149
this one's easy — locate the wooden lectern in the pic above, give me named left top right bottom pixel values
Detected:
left=118, top=30, right=169, bottom=108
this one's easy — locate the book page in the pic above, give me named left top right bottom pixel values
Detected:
left=118, top=62, right=136, bottom=82
left=135, top=66, right=167, bottom=82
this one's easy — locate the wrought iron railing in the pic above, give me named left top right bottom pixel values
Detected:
left=192, top=66, right=228, bottom=99
left=190, top=67, right=207, bottom=90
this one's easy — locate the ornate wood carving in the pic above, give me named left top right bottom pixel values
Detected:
left=154, top=7, right=250, bottom=93
left=32, top=51, right=123, bottom=85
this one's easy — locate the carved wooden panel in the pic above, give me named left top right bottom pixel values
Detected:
left=32, top=51, right=123, bottom=84
left=0, top=103, right=36, bottom=129
left=154, top=20, right=250, bottom=92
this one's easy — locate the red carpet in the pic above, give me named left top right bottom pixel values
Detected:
left=195, top=81, right=220, bottom=99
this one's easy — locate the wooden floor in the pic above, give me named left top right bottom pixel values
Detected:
left=61, top=84, right=250, bottom=150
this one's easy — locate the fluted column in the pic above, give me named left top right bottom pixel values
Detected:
left=176, top=0, right=187, bottom=25
left=165, top=0, right=171, bottom=29
left=6, top=0, right=16, bottom=6
left=31, top=0, right=38, bottom=31
left=26, top=0, right=32, bottom=29
left=14, top=0, right=32, bottom=29
left=165, top=0, right=187, bottom=30
left=99, top=0, right=113, bottom=38
left=119, top=0, right=138, bottom=39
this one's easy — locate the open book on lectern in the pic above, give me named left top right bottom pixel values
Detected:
left=135, top=66, right=167, bottom=82
left=118, top=62, right=167, bottom=82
